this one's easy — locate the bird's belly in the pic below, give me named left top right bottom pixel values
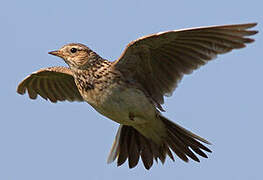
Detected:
left=83, top=86, right=156, bottom=125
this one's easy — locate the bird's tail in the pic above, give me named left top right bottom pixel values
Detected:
left=107, top=115, right=211, bottom=170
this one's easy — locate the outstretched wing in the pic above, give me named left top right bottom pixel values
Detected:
left=17, top=66, right=83, bottom=102
left=113, top=23, right=258, bottom=105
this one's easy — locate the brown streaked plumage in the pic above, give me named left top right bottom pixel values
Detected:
left=17, top=23, right=258, bottom=170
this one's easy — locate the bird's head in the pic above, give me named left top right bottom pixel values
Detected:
left=48, top=43, right=100, bottom=70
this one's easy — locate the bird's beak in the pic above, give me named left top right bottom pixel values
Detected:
left=48, top=50, right=61, bottom=57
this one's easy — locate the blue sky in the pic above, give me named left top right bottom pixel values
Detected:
left=1, top=0, right=262, bottom=179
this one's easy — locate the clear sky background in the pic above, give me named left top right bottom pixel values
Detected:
left=1, top=0, right=262, bottom=179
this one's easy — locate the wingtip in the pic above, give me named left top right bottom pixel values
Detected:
left=248, top=22, right=258, bottom=28
left=233, top=22, right=258, bottom=28
left=16, top=84, right=26, bottom=95
left=203, top=139, right=212, bottom=145
left=251, top=30, right=259, bottom=35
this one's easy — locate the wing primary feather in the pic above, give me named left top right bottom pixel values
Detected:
left=171, top=41, right=217, bottom=60
left=35, top=77, right=48, bottom=100
left=44, top=78, right=58, bottom=102
left=26, top=78, right=38, bottom=99
left=175, top=37, right=233, bottom=54
left=57, top=80, right=74, bottom=101
left=48, top=79, right=63, bottom=101
left=53, top=80, right=67, bottom=101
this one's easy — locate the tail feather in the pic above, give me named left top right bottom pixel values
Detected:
left=116, top=126, right=129, bottom=166
left=128, top=128, right=140, bottom=168
left=107, top=125, right=122, bottom=163
left=107, top=115, right=211, bottom=170
left=138, top=133, right=154, bottom=169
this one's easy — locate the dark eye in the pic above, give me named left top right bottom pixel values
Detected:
left=70, top=48, right=77, bottom=53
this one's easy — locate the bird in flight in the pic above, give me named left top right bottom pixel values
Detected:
left=17, top=23, right=258, bottom=170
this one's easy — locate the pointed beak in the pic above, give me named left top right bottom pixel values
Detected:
left=48, top=50, right=60, bottom=57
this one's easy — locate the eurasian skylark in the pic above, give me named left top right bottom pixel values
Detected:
left=17, top=23, right=258, bottom=169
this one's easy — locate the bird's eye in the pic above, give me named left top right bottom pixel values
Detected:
left=70, top=48, right=77, bottom=53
